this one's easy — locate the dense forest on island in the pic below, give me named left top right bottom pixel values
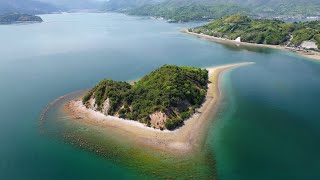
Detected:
left=82, top=65, right=209, bottom=130
left=189, top=15, right=320, bottom=48
left=0, top=14, right=43, bottom=24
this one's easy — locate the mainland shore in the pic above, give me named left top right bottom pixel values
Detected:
left=182, top=30, right=320, bottom=61
left=64, top=62, right=254, bottom=154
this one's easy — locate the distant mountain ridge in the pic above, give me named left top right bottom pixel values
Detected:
left=104, top=0, right=320, bottom=22
left=0, top=0, right=59, bottom=15
left=103, top=0, right=164, bottom=11
left=37, top=0, right=104, bottom=11
left=1, top=0, right=318, bottom=20
left=0, top=0, right=105, bottom=15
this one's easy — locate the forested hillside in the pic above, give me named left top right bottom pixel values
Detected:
left=189, top=15, right=320, bottom=48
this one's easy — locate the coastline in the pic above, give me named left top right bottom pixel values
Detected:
left=182, top=30, right=320, bottom=61
left=64, top=62, right=254, bottom=154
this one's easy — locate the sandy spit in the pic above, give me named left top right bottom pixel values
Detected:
left=182, top=30, right=320, bottom=61
left=64, top=62, right=255, bottom=154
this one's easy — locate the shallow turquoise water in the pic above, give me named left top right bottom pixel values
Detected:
left=0, top=13, right=319, bottom=179
left=210, top=59, right=320, bottom=180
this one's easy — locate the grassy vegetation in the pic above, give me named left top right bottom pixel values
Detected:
left=190, top=14, right=320, bottom=47
left=83, top=65, right=208, bottom=130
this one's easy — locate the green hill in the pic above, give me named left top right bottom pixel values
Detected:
left=189, top=14, right=320, bottom=48
left=82, top=65, right=208, bottom=130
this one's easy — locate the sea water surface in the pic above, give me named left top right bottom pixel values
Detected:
left=0, top=13, right=320, bottom=179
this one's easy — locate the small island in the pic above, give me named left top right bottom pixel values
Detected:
left=82, top=65, right=208, bottom=130
left=65, top=63, right=253, bottom=153
left=0, top=14, right=43, bottom=24
left=185, top=14, right=320, bottom=60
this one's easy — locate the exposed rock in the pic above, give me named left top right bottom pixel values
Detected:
left=88, top=98, right=97, bottom=111
left=149, top=111, right=168, bottom=129
left=101, top=98, right=110, bottom=115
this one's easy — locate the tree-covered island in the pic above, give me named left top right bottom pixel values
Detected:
left=82, top=65, right=209, bottom=130
left=0, top=14, right=43, bottom=24
left=188, top=14, right=320, bottom=49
